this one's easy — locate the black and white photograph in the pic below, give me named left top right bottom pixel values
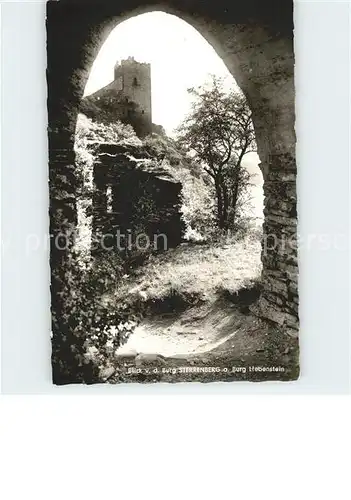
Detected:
left=2, top=3, right=350, bottom=499
left=47, top=0, right=299, bottom=384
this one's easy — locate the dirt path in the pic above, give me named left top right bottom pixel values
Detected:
left=116, top=300, right=242, bottom=357
left=109, top=299, right=299, bottom=383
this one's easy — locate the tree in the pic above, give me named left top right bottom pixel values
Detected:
left=176, top=77, right=256, bottom=230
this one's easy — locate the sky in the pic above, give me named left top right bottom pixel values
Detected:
left=84, top=12, right=263, bottom=217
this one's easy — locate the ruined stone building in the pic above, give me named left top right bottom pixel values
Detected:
left=81, top=57, right=155, bottom=137
left=91, top=142, right=184, bottom=263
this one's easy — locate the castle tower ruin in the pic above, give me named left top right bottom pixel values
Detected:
left=81, top=56, right=153, bottom=137
left=114, top=57, right=152, bottom=126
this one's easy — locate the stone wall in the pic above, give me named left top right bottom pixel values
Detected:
left=92, top=143, right=184, bottom=262
left=256, top=153, right=298, bottom=336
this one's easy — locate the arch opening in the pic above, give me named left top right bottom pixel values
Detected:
left=47, top=0, right=298, bottom=384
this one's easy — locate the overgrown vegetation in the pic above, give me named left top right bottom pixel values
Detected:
left=51, top=251, right=145, bottom=384
left=75, top=113, right=216, bottom=245
left=104, top=231, right=262, bottom=313
left=143, top=133, right=215, bottom=240
left=75, top=113, right=141, bottom=193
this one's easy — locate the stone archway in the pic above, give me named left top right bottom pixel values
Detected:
left=47, top=0, right=298, bottom=380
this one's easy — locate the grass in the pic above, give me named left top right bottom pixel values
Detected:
left=105, top=233, right=262, bottom=310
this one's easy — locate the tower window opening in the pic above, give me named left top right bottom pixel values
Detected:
left=106, top=185, right=113, bottom=213
left=133, top=77, right=138, bottom=86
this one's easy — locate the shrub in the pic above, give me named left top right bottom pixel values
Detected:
left=143, top=133, right=215, bottom=239
left=54, top=250, right=144, bottom=382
